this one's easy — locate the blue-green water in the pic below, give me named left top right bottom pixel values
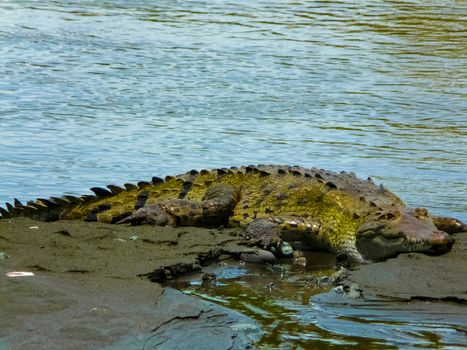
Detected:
left=0, top=0, right=465, bottom=221
left=1, top=1, right=466, bottom=348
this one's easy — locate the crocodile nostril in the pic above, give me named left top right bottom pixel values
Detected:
left=429, top=231, right=454, bottom=254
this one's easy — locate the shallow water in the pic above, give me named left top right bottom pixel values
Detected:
left=0, top=0, right=465, bottom=221
left=173, top=254, right=467, bottom=349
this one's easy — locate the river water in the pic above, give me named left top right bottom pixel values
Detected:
left=0, top=0, right=465, bottom=220
left=0, top=1, right=466, bottom=348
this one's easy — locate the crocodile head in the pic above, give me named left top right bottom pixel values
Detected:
left=356, top=207, right=454, bottom=261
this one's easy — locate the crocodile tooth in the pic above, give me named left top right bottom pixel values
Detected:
left=106, top=185, right=125, bottom=195
left=124, top=183, right=138, bottom=191
left=137, top=181, right=151, bottom=189
left=14, top=198, right=24, bottom=208
left=151, top=176, right=164, bottom=185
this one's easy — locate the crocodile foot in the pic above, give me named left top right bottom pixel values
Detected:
left=116, top=204, right=176, bottom=226
left=432, top=216, right=467, bottom=234
left=246, top=218, right=293, bottom=258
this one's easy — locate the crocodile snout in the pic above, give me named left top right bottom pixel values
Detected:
left=427, top=230, right=454, bottom=254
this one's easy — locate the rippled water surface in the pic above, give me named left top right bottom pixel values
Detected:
left=0, top=0, right=465, bottom=220
left=1, top=1, right=466, bottom=348
left=174, top=255, right=467, bottom=349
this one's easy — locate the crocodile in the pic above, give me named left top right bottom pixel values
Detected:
left=1, top=165, right=465, bottom=262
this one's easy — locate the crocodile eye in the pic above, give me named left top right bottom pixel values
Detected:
left=414, top=208, right=428, bottom=218
left=377, top=212, right=398, bottom=220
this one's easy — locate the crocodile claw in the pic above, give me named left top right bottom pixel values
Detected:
left=116, top=204, right=176, bottom=226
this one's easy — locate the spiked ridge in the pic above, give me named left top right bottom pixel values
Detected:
left=1, top=165, right=465, bottom=262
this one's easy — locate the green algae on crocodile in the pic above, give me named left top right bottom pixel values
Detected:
left=1, top=165, right=465, bottom=262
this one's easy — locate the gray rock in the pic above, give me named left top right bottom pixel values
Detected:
left=143, top=288, right=262, bottom=349
left=240, top=248, right=277, bottom=264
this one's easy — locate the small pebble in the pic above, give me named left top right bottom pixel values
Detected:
left=240, top=248, right=277, bottom=264
left=293, top=257, right=307, bottom=267
left=29, top=226, right=39, bottom=229
left=129, top=235, right=139, bottom=241
left=333, top=285, right=345, bottom=294
left=0, top=252, right=10, bottom=259
left=6, top=271, right=35, bottom=277
left=316, top=276, right=331, bottom=285
left=278, top=241, right=294, bottom=257
left=347, top=283, right=364, bottom=299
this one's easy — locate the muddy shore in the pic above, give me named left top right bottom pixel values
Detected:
left=1, top=217, right=466, bottom=349
left=342, top=231, right=467, bottom=302
left=0, top=218, right=260, bottom=349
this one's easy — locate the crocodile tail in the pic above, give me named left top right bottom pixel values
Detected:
left=0, top=181, right=141, bottom=222
left=0, top=194, right=90, bottom=222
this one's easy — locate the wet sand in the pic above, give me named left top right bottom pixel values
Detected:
left=1, top=217, right=466, bottom=349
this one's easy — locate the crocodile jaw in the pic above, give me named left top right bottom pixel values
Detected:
left=355, top=209, right=454, bottom=261
left=356, top=231, right=453, bottom=261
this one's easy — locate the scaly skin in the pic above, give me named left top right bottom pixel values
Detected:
left=1, top=165, right=465, bottom=262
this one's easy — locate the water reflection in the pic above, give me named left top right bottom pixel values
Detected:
left=173, top=252, right=466, bottom=349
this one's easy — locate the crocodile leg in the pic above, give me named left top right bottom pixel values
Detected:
left=116, top=183, right=239, bottom=227
left=432, top=216, right=467, bottom=234
left=246, top=218, right=294, bottom=257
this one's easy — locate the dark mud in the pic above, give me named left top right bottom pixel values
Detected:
left=0, top=218, right=258, bottom=349
left=1, top=218, right=466, bottom=349
left=342, top=232, right=467, bottom=302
